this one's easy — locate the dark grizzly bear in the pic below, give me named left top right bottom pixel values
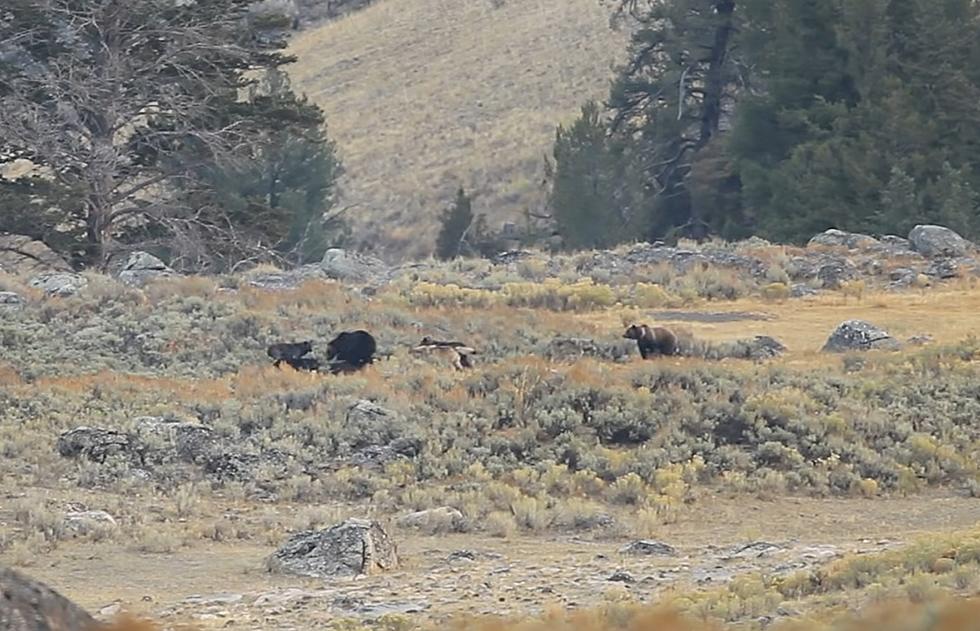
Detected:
left=283, top=356, right=321, bottom=372
left=412, top=336, right=478, bottom=370
left=623, top=324, right=678, bottom=359
left=267, top=340, right=313, bottom=367
left=326, top=330, right=377, bottom=369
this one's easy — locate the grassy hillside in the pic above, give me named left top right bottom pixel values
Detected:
left=286, top=0, right=627, bottom=260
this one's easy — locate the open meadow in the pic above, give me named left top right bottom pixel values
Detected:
left=1, top=240, right=980, bottom=630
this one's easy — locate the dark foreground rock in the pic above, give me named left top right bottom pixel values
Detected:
left=822, top=320, right=902, bottom=352
left=0, top=565, right=99, bottom=631
left=267, top=518, right=399, bottom=578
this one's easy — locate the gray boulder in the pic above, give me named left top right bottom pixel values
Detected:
left=28, top=272, right=88, bottom=297
left=63, top=510, right=118, bottom=537
left=822, top=320, right=902, bottom=352
left=115, top=251, right=175, bottom=287
left=0, top=291, right=25, bottom=309
left=344, top=400, right=403, bottom=450
left=320, top=248, right=389, bottom=285
left=56, top=426, right=143, bottom=464
left=816, top=261, right=855, bottom=289
left=808, top=229, right=879, bottom=250
left=268, top=518, right=399, bottom=578
left=908, top=224, right=974, bottom=258
left=133, top=416, right=216, bottom=463
left=0, top=565, right=99, bottom=631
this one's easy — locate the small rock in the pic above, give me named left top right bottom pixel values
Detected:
left=63, top=510, right=117, bottom=536
left=0, top=291, right=25, bottom=309
left=724, top=541, right=783, bottom=559
left=907, top=334, right=934, bottom=346
left=822, top=320, right=902, bottom=353
left=395, top=506, right=464, bottom=530
left=607, top=570, right=635, bottom=583
left=28, top=272, right=88, bottom=297
left=267, top=518, right=399, bottom=579
left=619, top=540, right=677, bottom=557
left=909, top=224, right=974, bottom=258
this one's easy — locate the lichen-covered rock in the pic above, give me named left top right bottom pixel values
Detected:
left=28, top=272, right=88, bottom=297
left=56, top=426, right=143, bottom=464
left=0, top=565, right=99, bottom=631
left=808, top=229, right=879, bottom=250
left=822, top=320, right=902, bottom=352
left=908, top=224, right=974, bottom=258
left=268, top=518, right=399, bottom=578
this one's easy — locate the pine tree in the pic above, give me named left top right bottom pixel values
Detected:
left=435, top=188, right=475, bottom=260
left=0, top=0, right=335, bottom=269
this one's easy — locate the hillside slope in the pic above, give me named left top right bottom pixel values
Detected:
left=287, top=0, right=626, bottom=260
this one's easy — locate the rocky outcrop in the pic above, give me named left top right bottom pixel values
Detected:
left=28, top=272, right=88, bottom=297
left=807, top=229, right=879, bottom=250
left=56, top=426, right=143, bottom=465
left=133, top=416, right=215, bottom=464
left=0, top=565, right=99, bottom=631
left=268, top=518, right=399, bottom=578
left=908, top=224, right=974, bottom=258
left=115, top=251, right=175, bottom=287
left=320, top=248, right=390, bottom=285
left=822, top=320, right=902, bottom=352
left=0, top=234, right=72, bottom=275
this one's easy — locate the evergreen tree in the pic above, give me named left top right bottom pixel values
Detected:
left=549, top=102, right=645, bottom=249
left=0, top=0, right=337, bottom=269
left=435, top=188, right=475, bottom=260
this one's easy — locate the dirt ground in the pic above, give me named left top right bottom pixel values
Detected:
left=13, top=492, right=980, bottom=629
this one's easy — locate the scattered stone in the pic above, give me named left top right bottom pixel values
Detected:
left=607, top=570, right=636, bottom=583
left=822, top=320, right=902, bottom=353
left=115, top=251, right=175, bottom=287
left=0, top=565, right=98, bottom=631
left=28, top=271, right=88, bottom=297
left=724, top=541, right=783, bottom=560
left=907, top=334, right=934, bottom=346
left=63, top=510, right=118, bottom=536
left=619, top=540, right=677, bottom=557
left=268, top=518, right=399, bottom=578
left=0, top=291, right=25, bottom=309
left=807, top=229, right=879, bottom=250
left=909, top=224, right=974, bottom=258
left=395, top=506, right=464, bottom=530
left=56, top=426, right=143, bottom=465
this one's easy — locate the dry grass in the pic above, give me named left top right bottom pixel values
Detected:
left=286, top=0, right=627, bottom=259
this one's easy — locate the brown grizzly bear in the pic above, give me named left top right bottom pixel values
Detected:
left=623, top=324, right=678, bottom=359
